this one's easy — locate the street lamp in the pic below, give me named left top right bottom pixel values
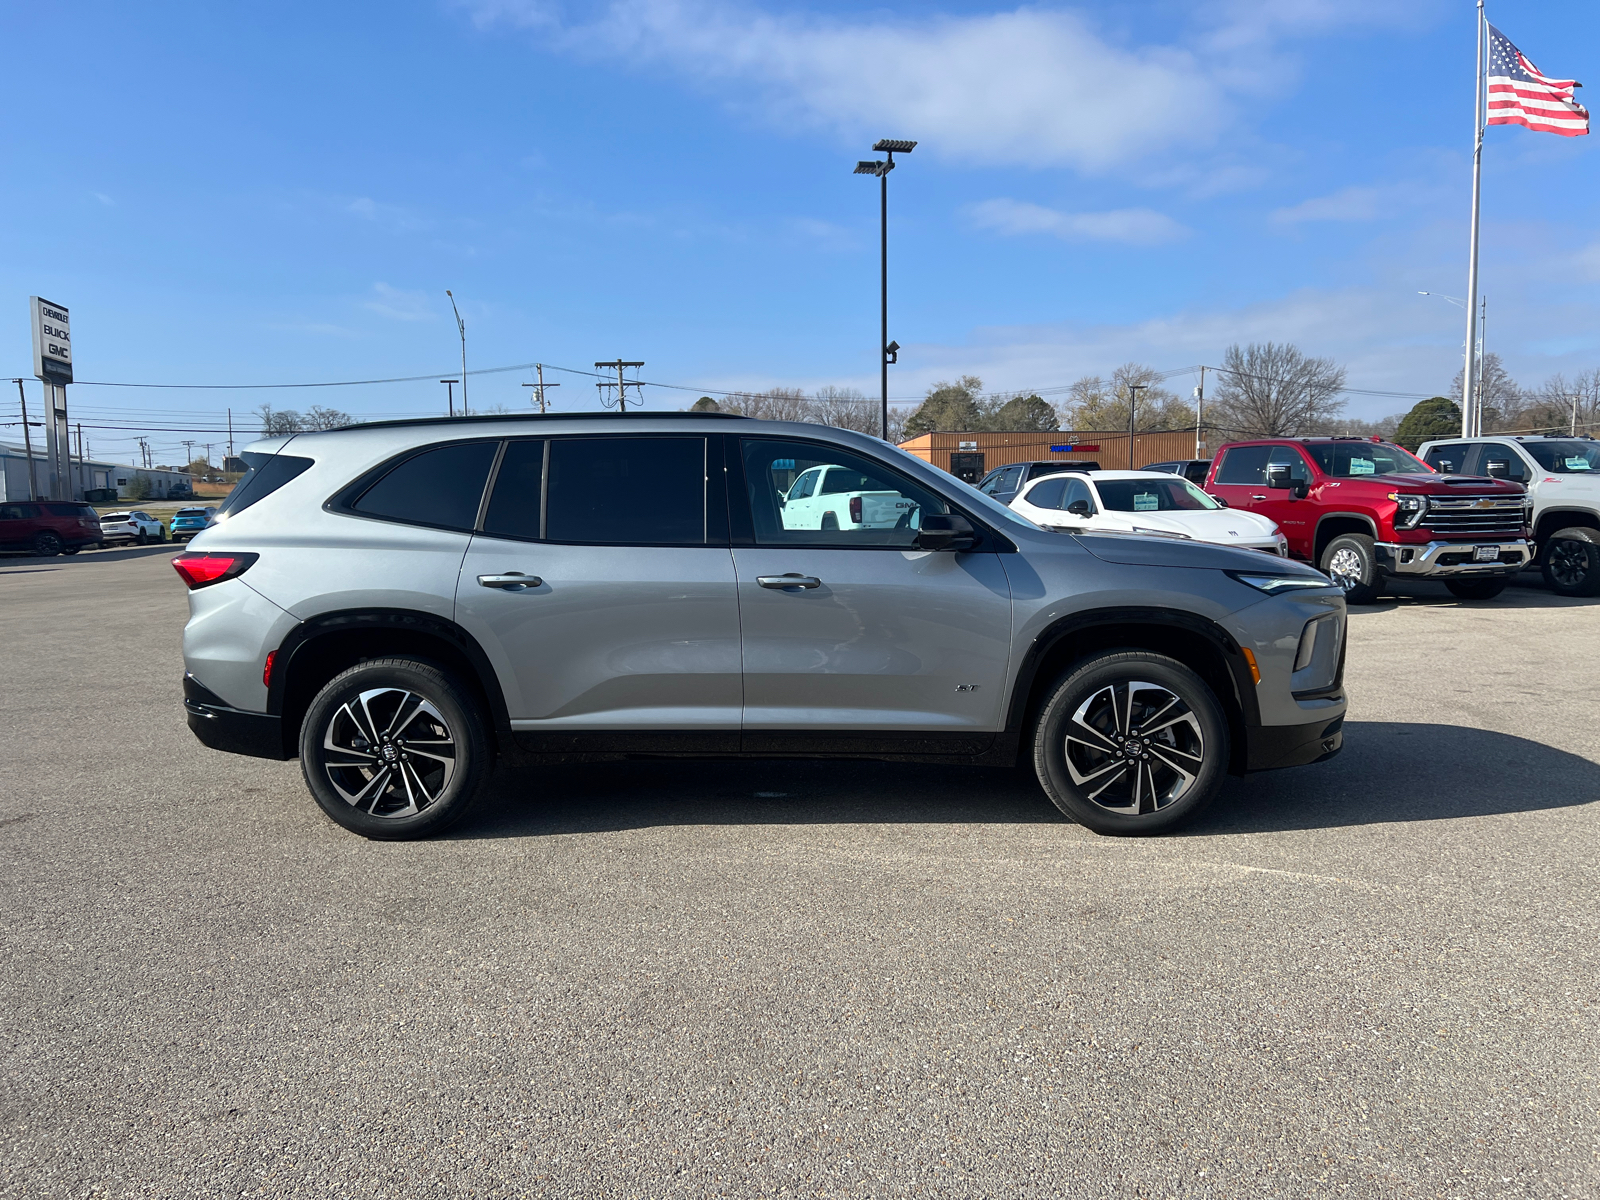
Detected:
left=1127, top=384, right=1148, bottom=469
left=1417, top=290, right=1468, bottom=309
left=446, top=291, right=467, bottom=415
left=855, top=138, right=916, bottom=441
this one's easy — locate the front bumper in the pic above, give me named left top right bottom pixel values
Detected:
left=1374, top=539, right=1530, bottom=578
left=183, top=674, right=289, bottom=760
left=1246, top=715, right=1344, bottom=771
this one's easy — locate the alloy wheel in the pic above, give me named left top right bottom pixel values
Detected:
left=1062, top=680, right=1206, bottom=815
left=319, top=687, right=457, bottom=819
left=1548, top=539, right=1590, bottom=589
left=1326, top=546, right=1364, bottom=592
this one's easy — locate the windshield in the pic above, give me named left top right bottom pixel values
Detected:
left=1306, top=442, right=1432, bottom=477
left=1524, top=440, right=1600, bottom=473
left=1095, top=478, right=1221, bottom=513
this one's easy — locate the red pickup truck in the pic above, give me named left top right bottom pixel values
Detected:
left=1205, top=437, right=1531, bottom=603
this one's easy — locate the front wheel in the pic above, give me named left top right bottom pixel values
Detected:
left=1445, top=577, right=1508, bottom=601
left=31, top=531, right=62, bottom=557
left=299, top=659, right=494, bottom=840
left=1320, top=533, right=1382, bottom=604
left=1032, top=650, right=1230, bottom=836
left=1541, top=528, right=1600, bottom=597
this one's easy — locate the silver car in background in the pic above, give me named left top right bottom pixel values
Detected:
left=174, top=414, right=1347, bottom=840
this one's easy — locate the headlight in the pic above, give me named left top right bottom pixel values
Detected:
left=1388, top=492, right=1427, bottom=530
left=1226, top=571, right=1336, bottom=595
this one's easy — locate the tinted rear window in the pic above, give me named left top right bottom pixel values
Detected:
left=481, top=440, right=545, bottom=541
left=217, top=452, right=314, bottom=517
left=353, top=441, right=498, bottom=531
left=546, top=437, right=704, bottom=544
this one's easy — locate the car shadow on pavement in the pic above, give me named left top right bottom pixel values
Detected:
left=0, top=544, right=179, bottom=570
left=1351, top=576, right=1597, bottom=612
left=458, top=720, right=1597, bottom=839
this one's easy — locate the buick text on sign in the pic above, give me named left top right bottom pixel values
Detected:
left=30, top=296, right=72, bottom=383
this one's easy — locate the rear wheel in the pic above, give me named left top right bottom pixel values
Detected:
left=1541, top=528, right=1600, bottom=597
left=31, top=531, right=62, bottom=557
left=820, top=513, right=839, bottom=531
left=1032, top=650, right=1230, bottom=836
left=1320, top=533, right=1381, bottom=604
left=1445, top=577, right=1508, bottom=601
left=60, top=546, right=80, bottom=556
left=300, top=658, right=494, bottom=840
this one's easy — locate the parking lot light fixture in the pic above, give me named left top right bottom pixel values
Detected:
left=440, top=379, right=458, bottom=418
left=854, top=139, right=916, bottom=441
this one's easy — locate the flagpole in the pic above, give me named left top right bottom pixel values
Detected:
left=1462, top=0, right=1486, bottom=438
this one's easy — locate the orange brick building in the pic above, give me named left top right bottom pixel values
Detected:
left=897, top=430, right=1206, bottom=484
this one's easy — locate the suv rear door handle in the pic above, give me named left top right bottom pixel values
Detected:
left=757, top=574, right=822, bottom=589
left=478, top=572, right=543, bottom=590
left=1250, top=494, right=1267, bottom=500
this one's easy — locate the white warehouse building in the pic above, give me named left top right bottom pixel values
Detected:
left=0, top=441, right=194, bottom=502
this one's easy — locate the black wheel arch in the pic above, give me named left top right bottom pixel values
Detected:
left=999, top=607, right=1258, bottom=776
left=1313, top=513, right=1378, bottom=563
left=1534, top=509, right=1600, bottom=554
left=267, top=608, right=511, bottom=759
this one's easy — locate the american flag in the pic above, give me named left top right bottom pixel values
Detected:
left=1486, top=24, right=1589, bottom=137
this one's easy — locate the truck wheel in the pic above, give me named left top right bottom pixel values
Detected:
left=1445, top=578, right=1508, bottom=601
left=1541, top=528, right=1600, bottom=597
left=820, top=513, right=838, bottom=531
left=299, top=658, right=494, bottom=841
left=1320, top=534, right=1381, bottom=604
left=1032, top=650, right=1230, bottom=836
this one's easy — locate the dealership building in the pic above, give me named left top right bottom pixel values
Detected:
left=0, top=441, right=194, bottom=502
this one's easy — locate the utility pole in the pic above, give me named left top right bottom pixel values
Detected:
left=446, top=291, right=467, bottom=415
left=1573, top=392, right=1581, bottom=437
left=74, top=423, right=85, bottom=495
left=440, top=379, right=458, bottom=417
left=15, top=380, right=39, bottom=500
left=227, top=408, right=234, bottom=461
left=182, top=440, right=196, bottom=475
left=1127, top=384, right=1148, bottom=469
left=855, top=139, right=917, bottom=441
left=522, top=363, right=560, bottom=413
left=1193, top=367, right=1205, bottom=459
left=594, top=360, right=645, bottom=411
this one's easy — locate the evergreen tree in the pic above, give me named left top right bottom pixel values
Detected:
left=1393, top=397, right=1461, bottom=449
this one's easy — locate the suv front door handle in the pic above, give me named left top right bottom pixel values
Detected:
left=478, top=572, right=543, bottom=590
left=757, top=574, right=822, bottom=590
left=1250, top=494, right=1267, bottom=501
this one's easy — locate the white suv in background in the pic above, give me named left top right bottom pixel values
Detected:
left=1417, top=435, right=1600, bottom=595
left=98, top=511, right=165, bottom=545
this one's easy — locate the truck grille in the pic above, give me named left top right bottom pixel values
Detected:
left=1423, top=494, right=1526, bottom=536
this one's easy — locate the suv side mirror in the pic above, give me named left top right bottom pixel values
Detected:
left=1065, top=500, right=1092, bottom=518
left=1213, top=496, right=1229, bottom=508
left=1484, top=458, right=1510, bottom=479
left=1264, top=462, right=1293, bottom=490
left=914, top=513, right=977, bottom=551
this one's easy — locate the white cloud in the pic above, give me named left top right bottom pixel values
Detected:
left=363, top=283, right=434, bottom=322
left=969, top=198, right=1189, bottom=245
left=345, top=196, right=433, bottom=232
left=92, top=192, right=115, bottom=206
left=470, top=1, right=1233, bottom=172
left=1270, top=185, right=1389, bottom=224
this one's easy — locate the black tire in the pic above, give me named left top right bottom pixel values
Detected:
left=60, top=546, right=80, bottom=556
left=1444, top=577, right=1508, bottom=601
left=1032, top=650, right=1230, bottom=836
left=299, top=658, right=494, bottom=840
left=31, top=531, right=62, bottom=558
left=820, top=513, right=839, bottom=531
left=1320, top=533, right=1382, bottom=604
left=1541, top=527, right=1600, bottom=597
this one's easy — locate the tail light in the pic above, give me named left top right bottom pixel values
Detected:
left=849, top=496, right=863, bottom=524
left=171, top=551, right=259, bottom=589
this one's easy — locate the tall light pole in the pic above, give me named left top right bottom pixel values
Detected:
left=446, top=291, right=467, bottom=415
left=855, top=139, right=916, bottom=441
left=1127, top=384, right=1148, bottom=469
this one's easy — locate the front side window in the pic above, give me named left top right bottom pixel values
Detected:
left=1095, top=478, right=1220, bottom=513
left=1063, top=479, right=1095, bottom=513
left=742, top=439, right=949, bottom=547
left=545, top=437, right=705, bottom=545
left=1214, top=445, right=1272, bottom=485
left=351, top=440, right=498, bottom=531
left=1524, top=440, right=1600, bottom=473
left=788, top=469, right=819, bottom=501
left=1266, top=446, right=1312, bottom=486
left=0, top=504, right=32, bottom=520
left=1306, top=441, right=1431, bottom=477
left=1474, top=445, right=1529, bottom=482
left=1024, top=477, right=1068, bottom=510
left=1424, top=443, right=1472, bottom=474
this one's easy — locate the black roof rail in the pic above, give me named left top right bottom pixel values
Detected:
left=326, top=411, right=751, bottom=434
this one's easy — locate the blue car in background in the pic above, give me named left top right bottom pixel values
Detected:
left=169, top=506, right=216, bottom=543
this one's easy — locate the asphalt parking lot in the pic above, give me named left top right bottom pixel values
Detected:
left=2, top=548, right=1597, bottom=1199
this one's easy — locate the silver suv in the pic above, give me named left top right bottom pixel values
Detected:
left=175, top=414, right=1347, bottom=839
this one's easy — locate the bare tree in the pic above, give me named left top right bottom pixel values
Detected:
left=1059, top=363, right=1194, bottom=431
left=1208, top=343, right=1346, bottom=437
left=256, top=405, right=302, bottom=434
left=1450, top=352, right=1520, bottom=432
left=720, top=387, right=812, bottom=422
left=1513, top=369, right=1600, bottom=436
left=303, top=405, right=354, bottom=430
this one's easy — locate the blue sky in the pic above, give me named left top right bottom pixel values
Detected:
left=3, top=0, right=1597, bottom=462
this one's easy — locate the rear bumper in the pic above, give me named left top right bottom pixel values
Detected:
left=1246, top=715, right=1343, bottom=771
left=183, top=674, right=290, bottom=760
left=1374, top=539, right=1530, bottom=578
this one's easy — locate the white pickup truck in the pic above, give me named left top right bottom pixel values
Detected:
left=1418, top=434, right=1600, bottom=596
left=781, top=463, right=922, bottom=531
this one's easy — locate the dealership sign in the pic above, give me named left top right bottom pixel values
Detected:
left=1050, top=444, right=1100, bottom=453
left=30, top=296, right=71, bottom=383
